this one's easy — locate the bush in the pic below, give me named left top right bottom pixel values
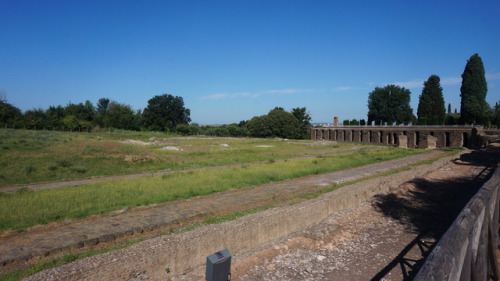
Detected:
left=71, top=166, right=87, bottom=173
left=246, top=108, right=304, bottom=139
left=58, top=160, right=72, bottom=168
left=47, top=164, right=58, bottom=171
left=25, top=165, right=36, bottom=174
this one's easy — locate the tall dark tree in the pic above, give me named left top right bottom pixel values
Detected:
left=142, top=94, right=191, bottom=131
left=94, top=98, right=110, bottom=127
left=45, top=105, right=65, bottom=129
left=96, top=98, right=110, bottom=116
left=460, top=53, right=488, bottom=124
left=493, top=102, right=500, bottom=127
left=291, top=107, right=312, bottom=138
left=0, top=100, right=23, bottom=128
left=367, top=85, right=413, bottom=125
left=447, top=103, right=452, bottom=114
left=417, top=75, right=446, bottom=125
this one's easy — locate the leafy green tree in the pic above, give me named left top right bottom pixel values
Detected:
left=291, top=107, right=312, bottom=138
left=246, top=108, right=304, bottom=139
left=23, top=108, right=47, bottom=129
left=45, top=106, right=65, bottom=129
left=492, top=102, right=500, bottom=127
left=96, top=98, right=110, bottom=116
left=94, top=98, right=110, bottom=127
left=65, top=101, right=95, bottom=122
left=0, top=100, right=23, bottom=128
left=106, top=102, right=140, bottom=130
left=460, top=53, right=488, bottom=124
left=367, top=85, right=413, bottom=125
left=445, top=114, right=459, bottom=125
left=62, top=115, right=80, bottom=131
left=175, top=124, right=200, bottom=135
left=143, top=94, right=191, bottom=131
left=417, top=75, right=446, bottom=125
left=447, top=103, right=451, bottom=114
left=226, top=124, right=246, bottom=137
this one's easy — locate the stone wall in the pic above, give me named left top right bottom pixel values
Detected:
left=25, top=152, right=466, bottom=281
left=311, top=126, right=483, bottom=149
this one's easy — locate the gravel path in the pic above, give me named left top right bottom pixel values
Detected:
left=233, top=148, right=499, bottom=281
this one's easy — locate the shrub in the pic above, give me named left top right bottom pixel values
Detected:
left=47, top=164, right=58, bottom=171
left=58, top=160, right=72, bottom=168
left=71, top=166, right=87, bottom=173
left=25, top=165, right=36, bottom=174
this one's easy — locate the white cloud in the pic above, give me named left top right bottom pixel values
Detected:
left=201, top=92, right=256, bottom=100
left=392, top=79, right=424, bottom=89
left=201, top=93, right=230, bottom=100
left=441, top=77, right=461, bottom=85
left=390, top=72, right=500, bottom=90
left=332, top=86, right=353, bottom=92
left=265, top=88, right=315, bottom=95
left=201, top=88, right=314, bottom=100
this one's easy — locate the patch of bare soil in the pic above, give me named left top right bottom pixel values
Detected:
left=212, top=147, right=499, bottom=281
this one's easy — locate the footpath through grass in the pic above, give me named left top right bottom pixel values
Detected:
left=0, top=146, right=425, bottom=233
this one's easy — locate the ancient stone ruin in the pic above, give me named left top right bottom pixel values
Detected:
left=311, top=117, right=492, bottom=149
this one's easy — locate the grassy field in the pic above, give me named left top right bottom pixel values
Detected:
left=0, top=135, right=425, bottom=232
left=0, top=129, right=432, bottom=281
left=1, top=129, right=367, bottom=187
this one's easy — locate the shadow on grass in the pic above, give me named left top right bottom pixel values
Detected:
left=370, top=147, right=500, bottom=281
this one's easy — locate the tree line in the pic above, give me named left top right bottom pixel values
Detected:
left=0, top=94, right=190, bottom=132
left=0, top=93, right=312, bottom=139
left=365, top=53, right=499, bottom=127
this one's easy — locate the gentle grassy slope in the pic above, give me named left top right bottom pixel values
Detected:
left=0, top=146, right=424, bottom=232
left=0, top=129, right=360, bottom=187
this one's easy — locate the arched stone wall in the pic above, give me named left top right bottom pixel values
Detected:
left=310, top=127, right=480, bottom=149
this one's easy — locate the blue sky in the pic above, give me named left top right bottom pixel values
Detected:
left=1, top=0, right=499, bottom=124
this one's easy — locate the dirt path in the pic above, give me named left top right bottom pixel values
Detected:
left=227, top=147, right=499, bottom=281
left=0, top=150, right=443, bottom=274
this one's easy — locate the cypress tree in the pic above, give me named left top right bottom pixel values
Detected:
left=460, top=53, right=488, bottom=124
left=417, top=75, right=446, bottom=125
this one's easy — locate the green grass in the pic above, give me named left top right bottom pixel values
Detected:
left=299, top=148, right=462, bottom=201
left=0, top=238, right=144, bottom=281
left=0, top=129, right=361, bottom=187
left=0, top=146, right=425, bottom=232
left=171, top=208, right=265, bottom=234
